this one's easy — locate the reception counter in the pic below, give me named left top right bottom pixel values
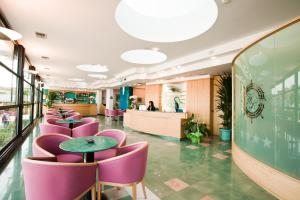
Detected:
left=53, top=104, right=97, bottom=116
left=124, top=110, right=187, bottom=139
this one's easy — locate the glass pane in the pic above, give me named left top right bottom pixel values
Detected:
left=34, top=88, right=39, bottom=103
left=34, top=103, right=38, bottom=119
left=23, top=81, right=32, bottom=104
left=22, top=105, right=32, bottom=129
left=234, top=21, right=300, bottom=179
left=0, top=66, right=18, bottom=106
left=0, top=40, right=17, bottom=72
left=0, top=108, right=17, bottom=150
left=24, top=71, right=32, bottom=83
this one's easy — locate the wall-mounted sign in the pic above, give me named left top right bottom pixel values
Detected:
left=244, top=80, right=265, bottom=123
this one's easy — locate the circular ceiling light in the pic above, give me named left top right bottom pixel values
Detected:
left=69, top=78, right=84, bottom=82
left=88, top=74, right=107, bottom=79
left=76, top=64, right=108, bottom=72
left=0, top=27, right=22, bottom=41
left=115, top=0, right=218, bottom=42
left=121, top=49, right=167, bottom=64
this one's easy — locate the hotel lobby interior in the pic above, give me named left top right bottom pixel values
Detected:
left=0, top=1, right=300, bottom=200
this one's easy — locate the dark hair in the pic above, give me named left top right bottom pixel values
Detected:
left=149, top=101, right=154, bottom=107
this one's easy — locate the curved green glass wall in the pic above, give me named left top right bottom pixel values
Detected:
left=233, top=20, right=300, bottom=179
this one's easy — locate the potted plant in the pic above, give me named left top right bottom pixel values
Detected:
left=183, top=114, right=211, bottom=144
left=216, top=73, right=232, bottom=141
left=46, top=91, right=58, bottom=109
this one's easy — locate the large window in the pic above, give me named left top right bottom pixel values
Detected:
left=0, top=107, right=17, bottom=150
left=0, top=27, right=43, bottom=160
left=0, top=67, right=18, bottom=106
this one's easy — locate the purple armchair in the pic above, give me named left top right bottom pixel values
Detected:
left=93, top=129, right=127, bottom=161
left=39, top=124, right=71, bottom=136
left=22, top=157, right=97, bottom=200
left=44, top=115, right=62, bottom=121
left=97, top=142, right=148, bottom=200
left=73, top=117, right=96, bottom=128
left=33, top=134, right=82, bottom=163
left=72, top=122, right=99, bottom=138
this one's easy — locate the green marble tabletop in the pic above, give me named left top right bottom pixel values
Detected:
left=59, top=136, right=118, bottom=153
left=56, top=119, right=83, bottom=124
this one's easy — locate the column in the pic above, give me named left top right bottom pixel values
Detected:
left=106, top=88, right=114, bottom=110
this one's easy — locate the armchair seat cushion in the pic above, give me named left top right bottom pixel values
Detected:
left=56, top=154, right=82, bottom=163
left=94, top=149, right=117, bottom=161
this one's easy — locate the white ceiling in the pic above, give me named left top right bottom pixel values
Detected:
left=0, top=0, right=300, bottom=89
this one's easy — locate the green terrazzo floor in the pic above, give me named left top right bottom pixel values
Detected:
left=0, top=116, right=277, bottom=200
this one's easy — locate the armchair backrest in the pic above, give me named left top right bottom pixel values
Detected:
left=33, top=134, right=72, bottom=157
left=98, top=142, right=148, bottom=184
left=22, top=158, right=97, bottom=200
left=39, top=124, right=71, bottom=136
left=72, top=122, right=99, bottom=138
left=95, top=129, right=126, bottom=147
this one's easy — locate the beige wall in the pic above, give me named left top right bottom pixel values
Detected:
left=133, top=86, right=146, bottom=104
left=186, top=78, right=213, bottom=130
left=145, top=84, right=162, bottom=110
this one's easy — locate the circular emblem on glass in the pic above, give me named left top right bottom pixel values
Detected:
left=244, top=80, right=265, bottom=122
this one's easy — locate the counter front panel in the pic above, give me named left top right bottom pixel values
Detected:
left=124, top=110, right=187, bottom=139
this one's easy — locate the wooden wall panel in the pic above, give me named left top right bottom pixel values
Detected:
left=186, top=78, right=212, bottom=130
left=133, top=86, right=146, bottom=104
left=145, top=84, right=162, bottom=110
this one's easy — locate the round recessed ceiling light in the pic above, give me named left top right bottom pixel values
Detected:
left=0, top=27, right=22, bottom=41
left=88, top=74, right=107, bottom=79
left=69, top=78, right=84, bottom=82
left=115, top=0, right=218, bottom=42
left=121, top=49, right=167, bottom=64
left=76, top=64, right=108, bottom=72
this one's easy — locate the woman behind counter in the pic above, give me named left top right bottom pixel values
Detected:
left=147, top=101, right=156, bottom=111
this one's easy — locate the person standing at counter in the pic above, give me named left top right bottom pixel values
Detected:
left=147, top=101, right=156, bottom=111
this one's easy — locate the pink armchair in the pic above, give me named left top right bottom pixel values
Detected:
left=93, top=129, right=127, bottom=161
left=97, top=142, right=148, bottom=200
left=66, top=113, right=81, bottom=120
left=105, top=109, right=118, bottom=120
left=44, top=115, right=62, bottom=121
left=33, top=134, right=82, bottom=163
left=72, top=122, right=99, bottom=138
left=46, top=118, right=69, bottom=128
left=39, top=124, right=71, bottom=136
left=73, top=117, right=96, bottom=128
left=22, top=157, right=97, bottom=200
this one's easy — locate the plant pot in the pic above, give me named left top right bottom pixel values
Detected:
left=220, top=128, right=231, bottom=141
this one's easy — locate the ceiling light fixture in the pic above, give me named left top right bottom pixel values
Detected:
left=115, top=0, right=218, bottom=42
left=0, top=27, right=22, bottom=41
left=88, top=74, right=107, bottom=79
left=28, top=65, right=38, bottom=74
left=76, top=64, right=109, bottom=72
left=152, top=47, right=159, bottom=51
left=121, top=49, right=167, bottom=64
left=69, top=78, right=85, bottom=82
left=210, top=56, right=217, bottom=60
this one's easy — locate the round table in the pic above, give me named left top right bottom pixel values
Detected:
left=59, top=136, right=117, bottom=162
left=59, top=136, right=117, bottom=200
left=56, top=119, right=83, bottom=129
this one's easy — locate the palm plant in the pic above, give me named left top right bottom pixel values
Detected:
left=216, top=73, right=232, bottom=129
left=46, top=91, right=58, bottom=108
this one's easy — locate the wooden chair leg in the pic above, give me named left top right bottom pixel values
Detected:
left=98, top=183, right=102, bottom=200
left=131, top=183, right=137, bottom=200
left=141, top=180, right=147, bottom=199
left=92, top=185, right=96, bottom=200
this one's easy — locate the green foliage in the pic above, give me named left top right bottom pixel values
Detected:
left=46, top=91, right=58, bottom=108
left=183, top=114, right=211, bottom=144
left=216, top=73, right=232, bottom=129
